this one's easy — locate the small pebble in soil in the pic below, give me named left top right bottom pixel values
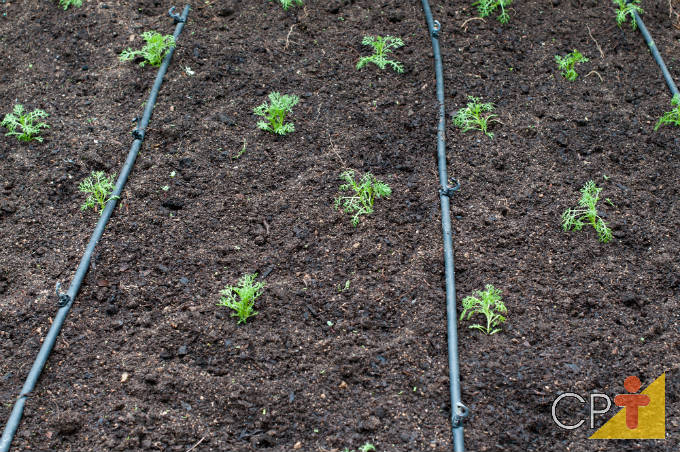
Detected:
left=162, top=198, right=184, bottom=210
left=400, top=432, right=413, bottom=442
left=358, top=416, right=380, bottom=432
left=179, top=277, right=189, bottom=285
left=484, top=215, right=497, bottom=225
left=52, top=411, right=83, bottom=435
left=178, top=345, right=188, bottom=356
left=159, top=349, right=173, bottom=360
left=217, top=113, right=235, bottom=126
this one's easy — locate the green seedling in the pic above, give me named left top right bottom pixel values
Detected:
left=474, top=0, right=512, bottom=24
left=254, top=92, right=300, bottom=135
left=357, top=36, right=404, bottom=73
left=274, top=0, right=303, bottom=10
left=562, top=180, right=613, bottom=243
left=655, top=94, right=680, bottom=130
left=460, top=285, right=507, bottom=335
left=614, top=0, right=642, bottom=29
left=234, top=138, right=247, bottom=159
left=1, top=104, right=49, bottom=142
left=218, top=273, right=265, bottom=324
left=334, top=170, right=391, bottom=227
left=59, top=0, right=82, bottom=9
left=453, top=96, right=498, bottom=138
left=120, top=31, right=176, bottom=67
left=342, top=445, right=376, bottom=452
left=337, top=280, right=351, bottom=293
left=79, top=171, right=118, bottom=214
left=555, top=50, right=588, bottom=81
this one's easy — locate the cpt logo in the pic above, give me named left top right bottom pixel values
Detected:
left=551, top=373, right=665, bottom=439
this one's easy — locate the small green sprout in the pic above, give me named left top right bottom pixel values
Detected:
left=655, top=94, right=680, bottom=131
left=233, top=139, right=247, bottom=159
left=337, top=280, right=351, bottom=292
left=555, top=50, right=589, bottom=81
left=274, top=0, right=303, bottom=10
left=357, top=36, right=404, bottom=73
left=120, top=31, right=176, bottom=67
left=218, top=273, right=265, bottom=324
left=79, top=171, right=118, bottom=214
left=562, top=180, right=613, bottom=243
left=1, top=104, right=49, bottom=142
left=453, top=96, right=498, bottom=138
left=613, top=0, right=642, bottom=30
left=342, top=445, right=376, bottom=452
left=334, top=170, right=391, bottom=227
left=460, top=285, right=507, bottom=335
left=58, top=0, right=82, bottom=9
left=253, top=92, right=300, bottom=135
left=474, top=0, right=512, bottom=24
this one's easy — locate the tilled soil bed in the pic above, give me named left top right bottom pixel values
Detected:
left=1, top=1, right=679, bottom=451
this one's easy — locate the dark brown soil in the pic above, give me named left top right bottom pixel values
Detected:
left=1, top=1, right=679, bottom=451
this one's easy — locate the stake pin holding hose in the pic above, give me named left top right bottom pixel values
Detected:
left=432, top=20, right=441, bottom=38
left=439, top=178, right=460, bottom=197
left=55, top=282, right=70, bottom=308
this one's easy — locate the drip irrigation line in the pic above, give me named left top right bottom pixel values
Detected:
left=0, top=6, right=190, bottom=451
left=631, top=9, right=679, bottom=97
left=420, top=1, right=467, bottom=451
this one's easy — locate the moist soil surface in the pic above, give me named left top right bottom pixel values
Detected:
left=1, top=1, right=679, bottom=451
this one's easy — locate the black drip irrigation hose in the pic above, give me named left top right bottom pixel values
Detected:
left=631, top=9, right=680, bottom=97
left=420, top=1, right=468, bottom=451
left=0, top=6, right=190, bottom=451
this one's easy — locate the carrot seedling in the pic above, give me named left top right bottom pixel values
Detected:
left=218, top=274, right=265, bottom=324
left=613, top=0, right=643, bottom=30
left=562, top=181, right=612, bottom=243
left=1, top=104, right=49, bottom=142
left=460, top=285, right=507, bottom=335
left=58, top=0, right=82, bottom=9
left=655, top=94, right=680, bottom=131
left=254, top=92, right=300, bottom=135
left=79, top=171, right=118, bottom=214
left=474, top=0, right=512, bottom=24
left=453, top=96, right=498, bottom=138
left=273, top=0, right=303, bottom=10
left=334, top=170, right=391, bottom=227
left=555, top=50, right=588, bottom=81
left=120, top=31, right=176, bottom=67
left=357, top=36, right=404, bottom=73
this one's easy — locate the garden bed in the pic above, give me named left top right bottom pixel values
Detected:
left=1, top=0, right=679, bottom=451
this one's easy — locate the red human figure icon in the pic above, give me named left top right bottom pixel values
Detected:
left=614, top=376, right=650, bottom=429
